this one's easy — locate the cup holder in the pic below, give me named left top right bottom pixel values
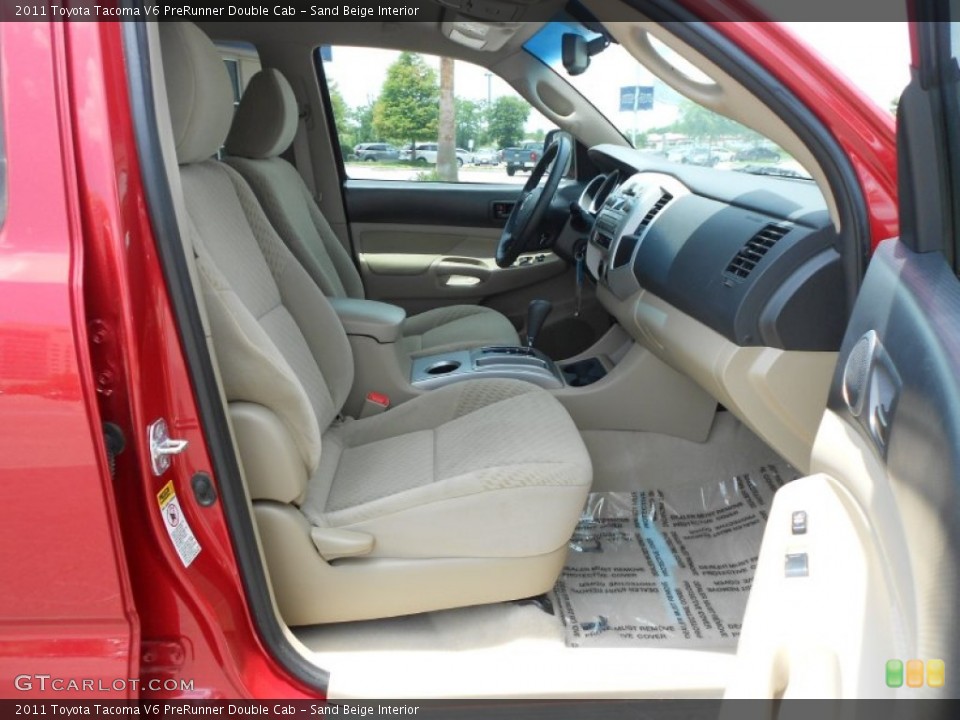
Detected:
left=426, top=360, right=461, bottom=375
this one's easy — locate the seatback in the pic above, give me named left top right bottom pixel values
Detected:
left=159, top=23, right=354, bottom=496
left=224, top=69, right=365, bottom=301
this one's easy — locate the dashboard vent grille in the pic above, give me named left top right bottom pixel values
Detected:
left=724, top=223, right=791, bottom=280
left=635, top=191, right=673, bottom=233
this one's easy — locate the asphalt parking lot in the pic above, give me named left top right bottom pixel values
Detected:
left=344, top=162, right=529, bottom=184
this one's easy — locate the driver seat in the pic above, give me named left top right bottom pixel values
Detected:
left=223, top=69, right=520, bottom=357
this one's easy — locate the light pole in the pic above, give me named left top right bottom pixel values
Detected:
left=485, top=72, right=492, bottom=107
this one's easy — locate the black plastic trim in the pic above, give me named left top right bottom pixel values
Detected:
left=345, top=180, right=524, bottom=228
left=121, top=21, right=329, bottom=693
left=624, top=6, right=872, bottom=319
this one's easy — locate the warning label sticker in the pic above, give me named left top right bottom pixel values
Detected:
left=549, top=463, right=797, bottom=649
left=157, top=480, right=201, bottom=568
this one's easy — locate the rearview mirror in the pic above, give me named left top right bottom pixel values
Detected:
left=562, top=34, right=590, bottom=76
left=562, top=33, right=611, bottom=76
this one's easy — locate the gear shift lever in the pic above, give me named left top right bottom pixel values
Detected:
left=526, top=299, right=553, bottom=348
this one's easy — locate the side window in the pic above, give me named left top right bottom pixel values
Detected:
left=319, top=46, right=553, bottom=184
left=217, top=43, right=262, bottom=106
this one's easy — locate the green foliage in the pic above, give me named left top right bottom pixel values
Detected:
left=672, top=101, right=761, bottom=143
left=351, top=102, right=377, bottom=146
left=413, top=168, right=442, bottom=182
left=485, top=96, right=530, bottom=149
left=373, top=52, right=439, bottom=148
left=455, top=98, right=484, bottom=150
left=328, top=80, right=355, bottom=158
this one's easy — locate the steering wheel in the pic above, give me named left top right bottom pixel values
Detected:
left=495, top=134, right=573, bottom=268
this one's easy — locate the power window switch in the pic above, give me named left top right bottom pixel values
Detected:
left=785, top=552, right=809, bottom=578
left=791, top=510, right=808, bottom=535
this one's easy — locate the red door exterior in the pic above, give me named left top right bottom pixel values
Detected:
left=0, top=22, right=139, bottom=698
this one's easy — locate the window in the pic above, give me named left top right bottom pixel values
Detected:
left=217, top=42, right=261, bottom=105
left=319, top=46, right=552, bottom=184
left=524, top=22, right=813, bottom=181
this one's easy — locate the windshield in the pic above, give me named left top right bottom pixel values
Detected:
left=523, top=22, right=812, bottom=181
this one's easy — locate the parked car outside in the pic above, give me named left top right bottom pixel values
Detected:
left=399, top=143, right=474, bottom=166
left=681, top=146, right=721, bottom=167
left=354, top=143, right=399, bottom=162
left=473, top=147, right=500, bottom=165
left=502, top=140, right=544, bottom=175
left=734, top=145, right=782, bottom=162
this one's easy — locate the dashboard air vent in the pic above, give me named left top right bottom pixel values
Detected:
left=635, top=191, right=673, bottom=233
left=724, top=223, right=791, bottom=280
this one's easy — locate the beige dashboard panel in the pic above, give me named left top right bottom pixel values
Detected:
left=601, top=283, right=836, bottom=472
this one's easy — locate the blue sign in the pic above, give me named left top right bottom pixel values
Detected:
left=319, top=45, right=333, bottom=62
left=620, top=85, right=654, bottom=112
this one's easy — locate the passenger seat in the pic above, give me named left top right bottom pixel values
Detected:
left=158, top=23, right=591, bottom=625
left=223, top=68, right=521, bottom=359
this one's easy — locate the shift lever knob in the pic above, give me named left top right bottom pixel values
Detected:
left=526, top=299, right=553, bottom=348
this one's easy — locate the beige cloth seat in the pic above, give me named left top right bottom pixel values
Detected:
left=223, top=68, right=519, bottom=358
left=159, top=23, right=591, bottom=626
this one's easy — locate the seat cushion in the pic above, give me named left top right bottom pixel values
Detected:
left=300, top=379, right=591, bottom=559
left=401, top=305, right=520, bottom=357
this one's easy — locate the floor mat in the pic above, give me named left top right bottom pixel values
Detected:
left=548, top=462, right=798, bottom=649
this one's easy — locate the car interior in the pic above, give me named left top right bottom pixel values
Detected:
left=133, top=1, right=956, bottom=700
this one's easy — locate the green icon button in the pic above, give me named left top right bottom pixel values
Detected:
left=886, top=659, right=904, bottom=688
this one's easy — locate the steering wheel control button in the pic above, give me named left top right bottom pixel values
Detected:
left=784, top=552, right=809, bottom=578
left=791, top=510, right=808, bottom=535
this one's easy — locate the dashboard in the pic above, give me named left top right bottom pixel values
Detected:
left=582, top=144, right=844, bottom=352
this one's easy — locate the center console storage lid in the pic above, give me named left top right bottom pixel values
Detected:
left=329, top=298, right=406, bottom=344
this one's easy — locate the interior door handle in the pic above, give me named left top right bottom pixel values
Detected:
left=491, top=201, right=515, bottom=220
left=435, top=257, right=492, bottom=287
left=841, top=330, right=901, bottom=457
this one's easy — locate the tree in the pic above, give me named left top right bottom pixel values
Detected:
left=437, top=57, right=458, bottom=181
left=672, top=100, right=759, bottom=144
left=351, top=102, right=377, bottom=146
left=455, top=98, right=483, bottom=150
left=485, top=96, right=530, bottom=149
left=372, top=52, right=439, bottom=157
left=328, top=81, right=355, bottom=158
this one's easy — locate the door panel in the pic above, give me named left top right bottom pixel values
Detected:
left=345, top=180, right=523, bottom=229
left=354, top=223, right=567, bottom=309
left=344, top=179, right=609, bottom=357
left=729, top=241, right=960, bottom=698
left=823, top=241, right=960, bottom=689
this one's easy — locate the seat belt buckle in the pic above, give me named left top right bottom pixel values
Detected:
left=359, top=391, right=391, bottom=419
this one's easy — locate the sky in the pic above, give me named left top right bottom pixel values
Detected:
left=323, top=23, right=911, bottom=139
left=785, top=23, right=911, bottom=110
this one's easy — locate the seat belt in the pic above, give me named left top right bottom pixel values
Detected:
left=294, top=102, right=321, bottom=203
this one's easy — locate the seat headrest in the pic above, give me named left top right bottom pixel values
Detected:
left=225, top=69, right=299, bottom=160
left=158, top=23, right=234, bottom=165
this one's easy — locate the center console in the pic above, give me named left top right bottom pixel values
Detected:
left=411, top=345, right=565, bottom=390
